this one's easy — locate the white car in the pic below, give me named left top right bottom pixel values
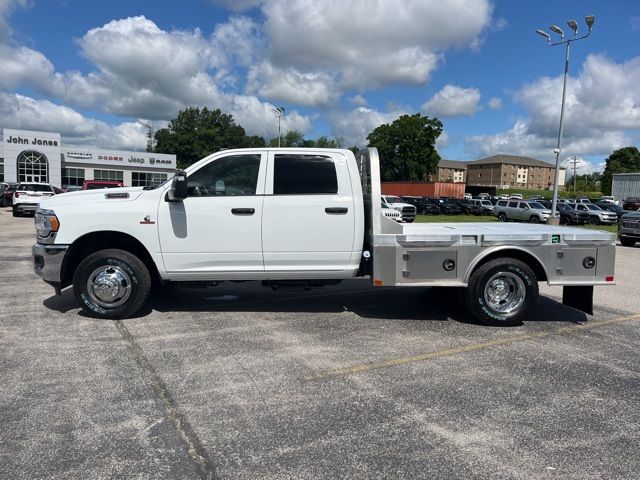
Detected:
left=13, top=183, right=56, bottom=217
left=381, top=195, right=416, bottom=222
left=508, top=193, right=523, bottom=200
left=381, top=203, right=402, bottom=222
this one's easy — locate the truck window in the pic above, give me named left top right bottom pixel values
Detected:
left=508, top=201, right=518, bottom=208
left=187, top=154, right=260, bottom=196
left=273, top=154, right=338, bottom=195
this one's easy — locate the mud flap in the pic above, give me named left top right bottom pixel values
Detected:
left=562, top=286, right=593, bottom=315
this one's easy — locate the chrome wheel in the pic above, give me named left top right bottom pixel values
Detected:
left=483, top=272, right=526, bottom=315
left=86, top=265, right=132, bottom=308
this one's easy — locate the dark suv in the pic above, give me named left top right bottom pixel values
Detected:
left=401, top=196, right=441, bottom=215
left=433, top=198, right=462, bottom=215
left=623, top=197, right=640, bottom=211
left=556, top=203, right=590, bottom=225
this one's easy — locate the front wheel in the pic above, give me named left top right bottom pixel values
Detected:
left=73, top=249, right=152, bottom=319
left=464, top=258, right=539, bottom=326
left=529, top=216, right=540, bottom=223
left=12, top=207, right=19, bottom=217
left=498, top=213, right=507, bottom=222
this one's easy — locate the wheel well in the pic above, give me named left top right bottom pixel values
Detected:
left=62, top=231, right=161, bottom=288
left=470, top=249, right=548, bottom=282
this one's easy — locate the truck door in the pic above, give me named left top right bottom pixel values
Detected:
left=261, top=151, right=355, bottom=272
left=157, top=152, right=266, bottom=274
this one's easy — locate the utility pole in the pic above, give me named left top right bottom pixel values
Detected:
left=568, top=156, right=580, bottom=197
left=144, top=122, right=154, bottom=152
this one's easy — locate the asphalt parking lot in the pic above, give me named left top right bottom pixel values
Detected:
left=1, top=209, right=639, bottom=480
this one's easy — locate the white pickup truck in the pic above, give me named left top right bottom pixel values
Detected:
left=33, top=148, right=616, bottom=325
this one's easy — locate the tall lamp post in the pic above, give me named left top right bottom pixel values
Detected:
left=536, top=15, right=595, bottom=224
left=271, top=107, right=285, bottom=147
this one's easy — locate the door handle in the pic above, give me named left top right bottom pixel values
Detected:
left=231, top=208, right=255, bottom=215
left=325, top=207, right=348, bottom=215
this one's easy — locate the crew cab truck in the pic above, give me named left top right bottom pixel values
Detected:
left=33, top=148, right=616, bottom=326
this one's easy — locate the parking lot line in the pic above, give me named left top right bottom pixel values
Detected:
left=303, top=312, right=640, bottom=382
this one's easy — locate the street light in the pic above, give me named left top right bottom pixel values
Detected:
left=535, top=15, right=595, bottom=224
left=270, top=106, right=285, bottom=147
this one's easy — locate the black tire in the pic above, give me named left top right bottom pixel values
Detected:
left=421, top=208, right=428, bottom=215
left=464, top=258, right=539, bottom=326
left=73, top=249, right=151, bottom=319
left=560, top=216, right=569, bottom=225
left=620, top=237, right=637, bottom=247
left=589, top=216, right=598, bottom=225
left=529, top=216, right=540, bottom=223
left=12, top=207, right=19, bottom=217
left=406, top=218, right=415, bottom=223
left=498, top=213, right=507, bottom=222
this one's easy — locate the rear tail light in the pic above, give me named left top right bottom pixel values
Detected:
left=14, top=192, right=20, bottom=198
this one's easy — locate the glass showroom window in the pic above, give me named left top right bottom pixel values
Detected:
left=94, top=170, right=123, bottom=182
left=17, top=150, right=48, bottom=183
left=0, top=159, right=4, bottom=182
left=132, top=172, right=168, bottom=188
left=61, top=168, right=85, bottom=187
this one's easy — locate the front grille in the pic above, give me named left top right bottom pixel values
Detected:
left=402, top=206, right=416, bottom=214
left=623, top=221, right=640, bottom=228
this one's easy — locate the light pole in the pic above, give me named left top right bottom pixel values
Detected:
left=568, top=156, right=580, bottom=197
left=536, top=15, right=595, bottom=224
left=270, top=107, right=285, bottom=147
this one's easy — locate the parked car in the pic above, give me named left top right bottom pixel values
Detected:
left=63, top=185, right=82, bottom=192
left=619, top=211, right=640, bottom=247
left=556, top=203, right=590, bottom=225
left=82, top=180, right=125, bottom=190
left=596, top=202, right=626, bottom=221
left=477, top=192, right=490, bottom=199
left=508, top=193, right=523, bottom=200
left=381, top=195, right=416, bottom=222
left=598, top=195, right=618, bottom=205
left=381, top=202, right=402, bottom=222
left=2, top=183, right=19, bottom=207
left=463, top=193, right=472, bottom=200
left=401, top=196, right=441, bottom=215
left=459, top=199, right=480, bottom=215
left=567, top=203, right=617, bottom=225
left=434, top=198, right=462, bottom=215
left=623, top=196, right=640, bottom=211
left=12, top=183, right=56, bottom=217
left=494, top=200, right=552, bottom=223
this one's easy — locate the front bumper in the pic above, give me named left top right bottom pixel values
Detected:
left=32, top=243, right=69, bottom=290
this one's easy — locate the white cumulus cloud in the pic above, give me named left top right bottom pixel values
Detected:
left=422, top=84, right=481, bottom=117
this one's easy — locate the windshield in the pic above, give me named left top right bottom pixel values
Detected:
left=528, top=202, right=545, bottom=209
left=18, top=184, right=51, bottom=192
left=481, top=200, right=492, bottom=206
left=586, top=204, right=602, bottom=211
left=385, top=196, right=403, bottom=203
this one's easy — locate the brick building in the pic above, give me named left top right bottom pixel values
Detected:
left=429, top=159, right=468, bottom=183
left=465, top=154, right=566, bottom=190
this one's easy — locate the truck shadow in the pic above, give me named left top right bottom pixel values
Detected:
left=43, top=279, right=587, bottom=325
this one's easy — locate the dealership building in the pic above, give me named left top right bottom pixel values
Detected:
left=0, top=128, right=176, bottom=188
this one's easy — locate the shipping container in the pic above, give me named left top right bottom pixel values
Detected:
left=612, top=173, right=640, bottom=201
left=381, top=182, right=466, bottom=198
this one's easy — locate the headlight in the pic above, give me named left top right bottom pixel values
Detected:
left=35, top=209, right=60, bottom=238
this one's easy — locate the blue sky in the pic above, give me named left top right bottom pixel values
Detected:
left=1, top=0, right=639, bottom=172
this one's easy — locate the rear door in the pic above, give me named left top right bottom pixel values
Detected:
left=261, top=151, right=355, bottom=272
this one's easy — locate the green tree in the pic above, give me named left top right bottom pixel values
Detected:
left=366, top=113, right=442, bottom=181
left=268, top=130, right=345, bottom=148
left=154, top=107, right=265, bottom=168
left=601, top=146, right=640, bottom=195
